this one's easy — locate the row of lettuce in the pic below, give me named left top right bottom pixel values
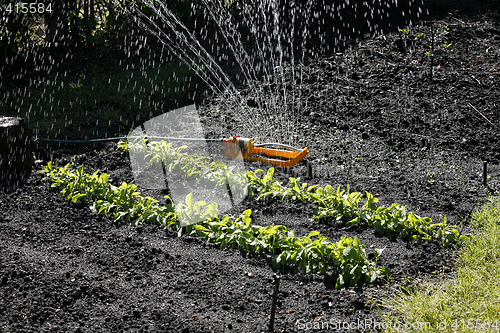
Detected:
left=119, top=138, right=466, bottom=247
left=42, top=162, right=387, bottom=289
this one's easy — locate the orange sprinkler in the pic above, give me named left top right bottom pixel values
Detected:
left=222, top=135, right=309, bottom=168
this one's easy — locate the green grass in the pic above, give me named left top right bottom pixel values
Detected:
left=0, top=61, right=195, bottom=139
left=381, top=196, right=500, bottom=332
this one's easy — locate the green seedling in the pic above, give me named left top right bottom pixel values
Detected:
left=176, top=193, right=218, bottom=228
left=399, top=27, right=410, bottom=35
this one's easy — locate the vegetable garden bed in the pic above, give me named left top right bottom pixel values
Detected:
left=1, top=10, right=499, bottom=333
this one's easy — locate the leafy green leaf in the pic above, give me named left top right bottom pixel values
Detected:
left=308, top=230, right=320, bottom=238
left=185, top=192, right=193, bottom=207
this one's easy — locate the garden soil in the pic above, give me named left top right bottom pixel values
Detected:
left=1, top=10, right=499, bottom=333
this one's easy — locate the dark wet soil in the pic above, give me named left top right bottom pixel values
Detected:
left=1, top=10, right=499, bottom=333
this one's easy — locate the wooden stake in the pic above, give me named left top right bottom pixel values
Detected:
left=269, top=274, right=280, bottom=332
left=483, top=161, right=488, bottom=187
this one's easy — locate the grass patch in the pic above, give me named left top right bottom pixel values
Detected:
left=0, top=61, right=196, bottom=140
left=381, top=196, right=500, bottom=332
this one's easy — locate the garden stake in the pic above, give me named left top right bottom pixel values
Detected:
left=269, top=274, right=280, bottom=332
left=483, top=161, right=487, bottom=187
